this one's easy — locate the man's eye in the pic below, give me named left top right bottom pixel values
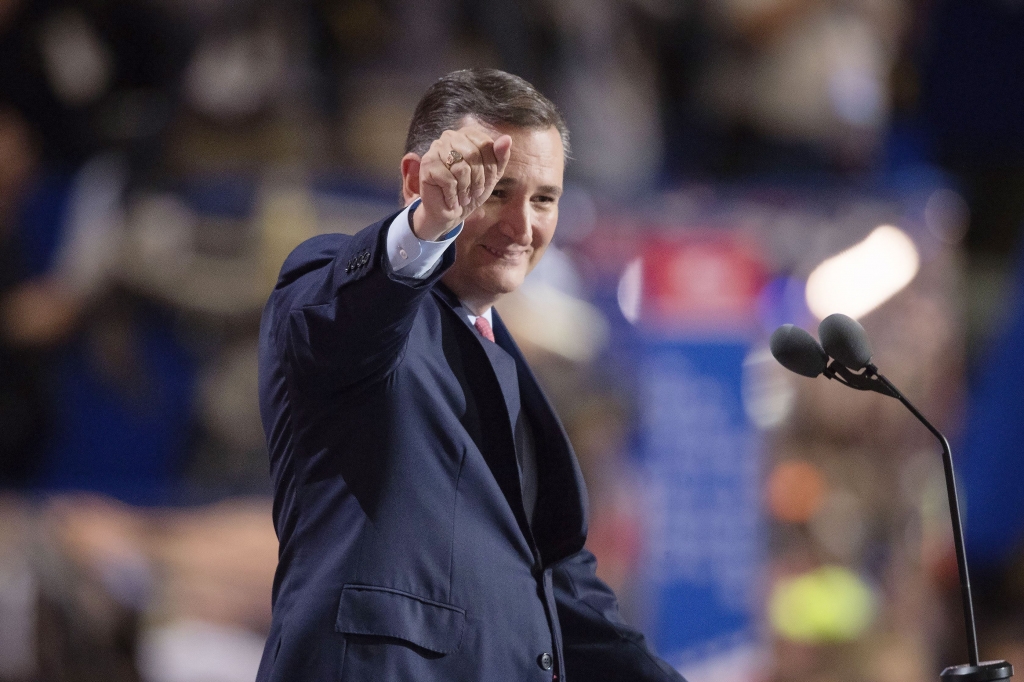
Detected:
left=533, top=195, right=556, bottom=204
left=489, top=190, right=507, bottom=200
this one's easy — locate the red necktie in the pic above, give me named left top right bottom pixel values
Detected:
left=474, top=316, right=495, bottom=343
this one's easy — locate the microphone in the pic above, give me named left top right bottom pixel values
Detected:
left=769, top=316, right=1013, bottom=682
left=818, top=313, right=872, bottom=371
left=769, top=324, right=828, bottom=378
left=769, top=316, right=892, bottom=396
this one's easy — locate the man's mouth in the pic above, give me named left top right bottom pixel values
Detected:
left=481, top=245, right=528, bottom=261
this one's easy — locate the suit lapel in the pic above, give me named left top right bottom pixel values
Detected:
left=477, top=340, right=522, bottom=436
left=431, top=285, right=520, bottom=429
left=430, top=285, right=534, bottom=543
left=491, top=312, right=588, bottom=565
left=430, top=284, right=589, bottom=565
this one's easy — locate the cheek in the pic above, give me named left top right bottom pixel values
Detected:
left=531, top=215, right=557, bottom=252
left=461, top=212, right=493, bottom=245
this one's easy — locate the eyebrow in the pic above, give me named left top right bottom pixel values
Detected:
left=494, top=178, right=563, bottom=197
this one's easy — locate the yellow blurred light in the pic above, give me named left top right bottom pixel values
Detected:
left=769, top=566, right=877, bottom=643
left=805, top=225, right=919, bottom=321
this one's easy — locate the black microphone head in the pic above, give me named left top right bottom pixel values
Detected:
left=770, top=324, right=829, bottom=378
left=818, top=313, right=873, bottom=370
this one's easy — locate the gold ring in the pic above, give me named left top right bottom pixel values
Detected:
left=444, top=150, right=464, bottom=170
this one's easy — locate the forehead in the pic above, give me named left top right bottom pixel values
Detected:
left=460, top=117, right=564, bottom=187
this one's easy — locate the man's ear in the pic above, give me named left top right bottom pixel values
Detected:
left=400, top=153, right=421, bottom=205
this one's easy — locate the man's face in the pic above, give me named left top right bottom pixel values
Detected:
left=441, top=123, right=564, bottom=310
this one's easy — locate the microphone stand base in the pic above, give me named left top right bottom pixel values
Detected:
left=941, top=661, right=1013, bottom=681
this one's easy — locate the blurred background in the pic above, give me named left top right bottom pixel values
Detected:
left=0, top=0, right=1022, bottom=681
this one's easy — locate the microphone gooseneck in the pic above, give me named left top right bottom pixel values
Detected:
left=874, top=372, right=979, bottom=668
left=769, top=324, right=828, bottom=378
left=818, top=313, right=873, bottom=371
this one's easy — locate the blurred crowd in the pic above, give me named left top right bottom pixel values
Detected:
left=0, top=0, right=1022, bottom=681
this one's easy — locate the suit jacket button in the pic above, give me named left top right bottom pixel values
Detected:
left=538, top=652, right=553, bottom=670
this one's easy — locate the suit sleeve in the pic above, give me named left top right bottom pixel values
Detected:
left=268, top=209, right=455, bottom=391
left=553, top=549, right=687, bottom=682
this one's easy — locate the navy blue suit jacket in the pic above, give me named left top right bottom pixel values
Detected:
left=256, top=209, right=685, bottom=681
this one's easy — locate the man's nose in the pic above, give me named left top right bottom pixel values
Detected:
left=500, top=200, right=532, bottom=245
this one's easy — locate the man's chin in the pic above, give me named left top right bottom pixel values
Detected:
left=487, top=271, right=528, bottom=295
left=464, top=276, right=523, bottom=303
left=444, top=264, right=529, bottom=305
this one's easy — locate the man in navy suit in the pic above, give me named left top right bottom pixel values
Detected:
left=256, top=68, right=685, bottom=681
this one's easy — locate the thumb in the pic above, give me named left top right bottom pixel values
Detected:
left=493, top=135, right=512, bottom=174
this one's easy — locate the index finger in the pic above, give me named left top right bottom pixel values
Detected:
left=461, top=128, right=502, bottom=194
left=462, top=128, right=500, bottom=168
left=492, top=135, right=512, bottom=176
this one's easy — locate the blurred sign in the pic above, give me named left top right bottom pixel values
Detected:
left=621, top=231, right=765, bottom=681
left=640, top=235, right=765, bottom=333
left=638, top=341, right=761, bottom=680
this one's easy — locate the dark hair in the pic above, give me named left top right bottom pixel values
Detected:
left=405, top=69, right=570, bottom=158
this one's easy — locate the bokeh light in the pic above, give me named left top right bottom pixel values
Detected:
left=766, top=460, right=828, bottom=524
left=769, top=566, right=878, bottom=643
left=805, top=225, right=920, bottom=320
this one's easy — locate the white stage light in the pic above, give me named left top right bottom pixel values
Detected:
left=805, top=225, right=919, bottom=321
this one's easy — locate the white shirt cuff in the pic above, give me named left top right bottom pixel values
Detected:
left=386, top=199, right=462, bottom=279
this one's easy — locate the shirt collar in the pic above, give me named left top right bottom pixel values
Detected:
left=464, top=306, right=493, bottom=327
